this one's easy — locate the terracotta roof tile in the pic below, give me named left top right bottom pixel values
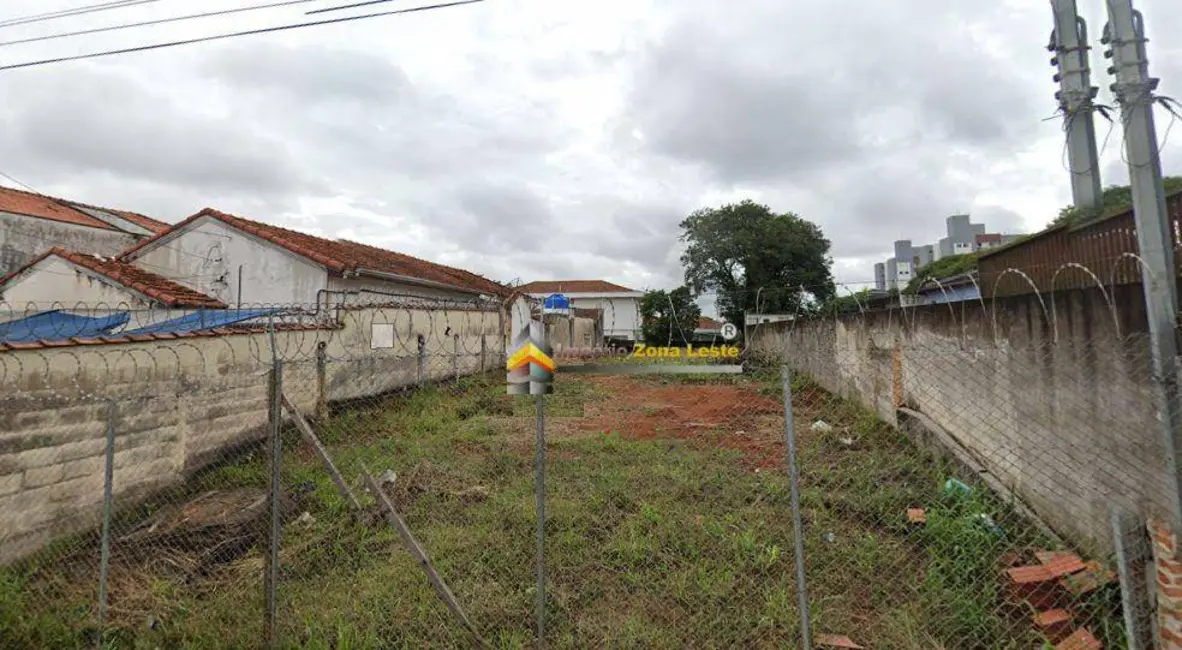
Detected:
left=519, top=280, right=640, bottom=294
left=0, top=185, right=116, bottom=230
left=697, top=316, right=722, bottom=329
left=119, top=208, right=508, bottom=297
left=0, top=185, right=165, bottom=234
left=114, top=211, right=170, bottom=234
left=2, top=248, right=227, bottom=309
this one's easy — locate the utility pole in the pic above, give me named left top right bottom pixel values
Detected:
left=1102, top=0, right=1182, bottom=530
left=1050, top=0, right=1103, bottom=216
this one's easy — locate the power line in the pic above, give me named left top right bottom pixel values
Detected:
left=0, top=0, right=320, bottom=49
left=307, top=0, right=402, bottom=14
left=0, top=0, right=484, bottom=72
left=0, top=172, right=38, bottom=193
left=0, top=0, right=162, bottom=29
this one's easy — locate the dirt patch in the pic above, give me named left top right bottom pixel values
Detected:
left=571, top=376, right=794, bottom=470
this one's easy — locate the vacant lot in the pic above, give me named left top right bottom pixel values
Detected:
left=0, top=370, right=1123, bottom=649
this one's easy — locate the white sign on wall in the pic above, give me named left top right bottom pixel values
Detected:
left=371, top=323, right=395, bottom=349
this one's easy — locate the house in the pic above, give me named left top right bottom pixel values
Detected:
left=517, top=280, right=643, bottom=343
left=116, top=208, right=507, bottom=307
left=0, top=248, right=227, bottom=326
left=0, top=185, right=168, bottom=277
left=692, top=316, right=724, bottom=342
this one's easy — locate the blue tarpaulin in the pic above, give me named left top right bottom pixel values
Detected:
left=543, top=293, right=570, bottom=312
left=0, top=310, right=129, bottom=343
left=120, top=309, right=281, bottom=336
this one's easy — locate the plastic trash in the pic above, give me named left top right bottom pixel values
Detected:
left=811, top=420, right=834, bottom=433
left=971, top=513, right=1005, bottom=538
left=942, top=477, right=973, bottom=498
left=822, top=532, right=836, bottom=543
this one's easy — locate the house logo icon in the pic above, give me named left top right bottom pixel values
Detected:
left=506, top=321, right=555, bottom=395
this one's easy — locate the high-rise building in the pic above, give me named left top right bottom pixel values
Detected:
left=874, top=214, right=1023, bottom=289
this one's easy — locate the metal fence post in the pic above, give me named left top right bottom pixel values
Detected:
left=96, top=398, right=117, bottom=649
left=453, top=334, right=460, bottom=385
left=480, top=335, right=487, bottom=373
left=1112, top=508, right=1154, bottom=650
left=780, top=367, right=812, bottom=649
left=417, top=334, right=426, bottom=386
left=314, top=341, right=328, bottom=420
left=535, top=393, right=547, bottom=647
left=265, top=359, right=283, bottom=647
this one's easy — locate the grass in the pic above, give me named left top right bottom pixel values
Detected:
left=0, top=370, right=1126, bottom=649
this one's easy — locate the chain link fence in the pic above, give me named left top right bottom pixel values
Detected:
left=0, top=281, right=1170, bottom=649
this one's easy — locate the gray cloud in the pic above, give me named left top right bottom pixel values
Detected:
left=202, top=42, right=413, bottom=104
left=0, top=65, right=315, bottom=198
left=0, top=0, right=1177, bottom=291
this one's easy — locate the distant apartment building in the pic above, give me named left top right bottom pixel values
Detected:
left=873, top=214, right=1023, bottom=291
left=880, top=240, right=935, bottom=291
left=935, top=214, right=986, bottom=260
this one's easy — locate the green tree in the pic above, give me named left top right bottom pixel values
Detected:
left=640, top=286, right=701, bottom=346
left=1052, top=176, right=1182, bottom=227
left=679, top=200, right=834, bottom=326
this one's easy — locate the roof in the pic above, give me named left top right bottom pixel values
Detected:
left=696, top=316, right=723, bottom=330
left=0, top=185, right=117, bottom=230
left=0, top=185, right=165, bottom=233
left=916, top=271, right=978, bottom=293
left=120, top=208, right=508, bottom=297
left=115, top=211, right=170, bottom=234
left=2, top=247, right=227, bottom=308
left=518, top=280, right=639, bottom=294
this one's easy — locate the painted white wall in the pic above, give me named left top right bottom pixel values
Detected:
left=0, top=212, right=139, bottom=278
left=1, top=256, right=150, bottom=312
left=527, top=292, right=641, bottom=340
left=327, top=275, right=476, bottom=303
left=0, top=257, right=201, bottom=331
left=133, top=218, right=328, bottom=307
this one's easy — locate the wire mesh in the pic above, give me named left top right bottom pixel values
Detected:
left=0, top=278, right=1169, bottom=649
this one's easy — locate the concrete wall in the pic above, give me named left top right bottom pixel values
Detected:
left=543, top=314, right=597, bottom=349
left=0, top=212, right=138, bottom=277
left=0, top=304, right=505, bottom=565
left=132, top=217, right=329, bottom=306
left=749, top=284, right=1168, bottom=555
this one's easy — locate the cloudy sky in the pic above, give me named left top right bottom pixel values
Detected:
left=0, top=0, right=1179, bottom=296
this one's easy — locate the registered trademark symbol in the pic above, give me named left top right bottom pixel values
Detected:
left=720, top=322, right=738, bottom=340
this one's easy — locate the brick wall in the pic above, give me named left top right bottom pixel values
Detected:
left=0, top=306, right=504, bottom=565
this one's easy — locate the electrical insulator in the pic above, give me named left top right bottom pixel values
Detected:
left=1053, top=74, right=1062, bottom=82
left=1051, top=56, right=1059, bottom=66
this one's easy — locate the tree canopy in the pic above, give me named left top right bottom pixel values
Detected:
left=679, top=200, right=834, bottom=327
left=1052, top=176, right=1182, bottom=227
left=639, top=286, right=701, bottom=346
